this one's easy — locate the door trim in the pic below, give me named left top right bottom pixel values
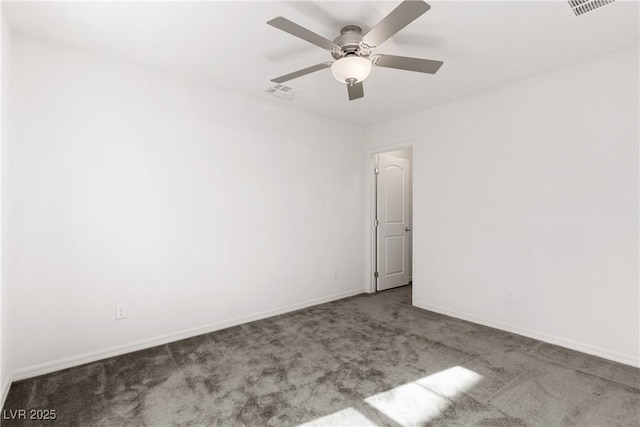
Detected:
left=365, top=140, right=415, bottom=294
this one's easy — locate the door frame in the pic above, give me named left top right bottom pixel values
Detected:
left=365, top=140, right=415, bottom=294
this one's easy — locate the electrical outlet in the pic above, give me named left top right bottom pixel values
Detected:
left=505, top=291, right=515, bottom=304
left=115, top=304, right=127, bottom=320
left=332, top=269, right=339, bottom=280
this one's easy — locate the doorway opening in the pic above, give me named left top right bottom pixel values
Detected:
left=372, top=146, right=413, bottom=293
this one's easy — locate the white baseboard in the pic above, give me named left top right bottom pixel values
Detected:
left=8, top=288, right=363, bottom=383
left=415, top=300, right=640, bottom=368
left=1, top=378, right=11, bottom=410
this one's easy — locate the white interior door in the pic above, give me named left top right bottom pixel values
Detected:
left=376, top=155, right=411, bottom=291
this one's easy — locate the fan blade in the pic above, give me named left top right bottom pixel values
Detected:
left=347, top=82, right=364, bottom=101
left=271, top=63, right=331, bottom=83
left=267, top=17, right=339, bottom=51
left=362, top=0, right=431, bottom=48
left=375, top=54, right=443, bottom=74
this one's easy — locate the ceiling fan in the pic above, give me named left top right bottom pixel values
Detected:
left=267, top=0, right=443, bottom=101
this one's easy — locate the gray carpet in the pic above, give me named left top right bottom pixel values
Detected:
left=3, top=286, right=639, bottom=426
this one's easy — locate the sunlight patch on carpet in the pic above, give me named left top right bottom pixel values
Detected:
left=298, top=407, right=378, bottom=426
left=364, top=366, right=483, bottom=425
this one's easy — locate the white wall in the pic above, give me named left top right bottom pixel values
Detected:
left=365, top=48, right=639, bottom=366
left=4, top=34, right=365, bottom=378
left=0, top=8, right=12, bottom=402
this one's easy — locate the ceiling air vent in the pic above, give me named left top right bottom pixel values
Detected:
left=266, top=84, right=298, bottom=101
left=568, top=0, right=615, bottom=16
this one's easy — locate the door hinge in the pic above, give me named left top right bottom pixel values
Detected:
left=374, top=271, right=379, bottom=279
left=374, top=167, right=379, bottom=175
left=374, top=219, right=379, bottom=227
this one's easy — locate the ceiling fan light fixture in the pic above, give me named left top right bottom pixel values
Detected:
left=331, top=56, right=372, bottom=84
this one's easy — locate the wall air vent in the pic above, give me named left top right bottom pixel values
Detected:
left=568, top=0, right=615, bottom=16
left=266, top=84, right=298, bottom=101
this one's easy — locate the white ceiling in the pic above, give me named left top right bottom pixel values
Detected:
left=3, top=0, right=639, bottom=126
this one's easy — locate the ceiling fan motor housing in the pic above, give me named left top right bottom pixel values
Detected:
left=331, top=25, right=371, bottom=59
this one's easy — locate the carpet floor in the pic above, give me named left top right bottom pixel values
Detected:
left=3, top=286, right=639, bottom=426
